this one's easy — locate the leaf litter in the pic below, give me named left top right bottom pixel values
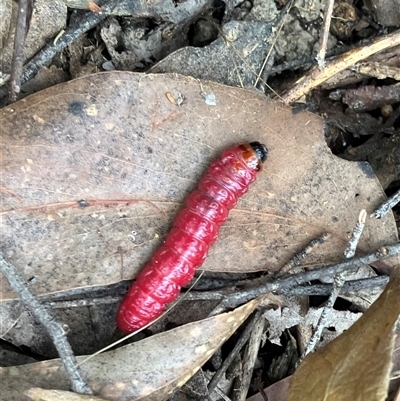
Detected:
left=0, top=1, right=397, bottom=396
left=1, top=71, right=400, bottom=400
left=25, top=388, right=109, bottom=401
left=0, top=296, right=278, bottom=401
left=286, top=266, right=400, bottom=401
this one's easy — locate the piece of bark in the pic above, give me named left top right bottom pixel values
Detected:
left=343, top=85, right=400, bottom=112
left=326, top=110, right=391, bottom=136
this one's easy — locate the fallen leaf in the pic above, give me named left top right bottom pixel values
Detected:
left=25, top=388, right=108, bottom=401
left=0, top=72, right=397, bottom=302
left=286, top=266, right=400, bottom=401
left=0, top=298, right=267, bottom=401
left=390, top=329, right=400, bottom=394
left=150, top=21, right=273, bottom=87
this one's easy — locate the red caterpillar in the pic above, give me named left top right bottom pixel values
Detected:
left=116, top=142, right=268, bottom=333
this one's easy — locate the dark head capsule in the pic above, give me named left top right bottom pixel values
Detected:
left=250, top=141, right=268, bottom=163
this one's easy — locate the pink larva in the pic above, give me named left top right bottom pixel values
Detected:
left=116, top=142, right=268, bottom=333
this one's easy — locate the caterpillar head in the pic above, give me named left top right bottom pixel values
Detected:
left=250, top=141, right=268, bottom=164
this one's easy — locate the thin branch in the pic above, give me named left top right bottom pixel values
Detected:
left=231, top=316, right=265, bottom=401
left=0, top=316, right=21, bottom=338
left=268, top=41, right=364, bottom=76
left=208, top=309, right=264, bottom=394
left=300, top=210, right=367, bottom=361
left=215, top=387, right=233, bottom=401
left=299, top=274, right=345, bottom=363
left=372, top=189, right=400, bottom=219
left=9, top=0, right=29, bottom=102
left=277, top=275, right=389, bottom=296
left=44, top=275, right=389, bottom=309
left=315, top=0, right=335, bottom=67
left=47, top=296, right=121, bottom=309
left=344, top=210, right=367, bottom=258
left=209, top=242, right=399, bottom=317
left=282, top=29, right=400, bottom=103
left=0, top=254, right=92, bottom=395
left=278, top=233, right=330, bottom=276
left=254, top=0, right=294, bottom=87
left=20, top=0, right=120, bottom=86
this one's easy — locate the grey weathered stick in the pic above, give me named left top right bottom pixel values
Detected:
left=47, top=296, right=121, bottom=309
left=277, top=275, right=389, bottom=296
left=21, top=0, right=119, bottom=85
left=316, top=0, right=335, bottom=67
left=299, top=274, right=345, bottom=363
left=253, top=0, right=294, bottom=87
left=300, top=210, right=367, bottom=361
left=344, top=210, right=367, bottom=258
left=278, top=233, right=330, bottom=276
left=232, top=316, right=265, bottom=401
left=0, top=254, right=92, bottom=394
left=9, top=0, right=29, bottom=102
left=215, top=387, right=233, bottom=401
left=372, top=189, right=400, bottom=219
left=44, top=275, right=389, bottom=309
left=208, top=309, right=264, bottom=394
left=209, top=242, right=400, bottom=317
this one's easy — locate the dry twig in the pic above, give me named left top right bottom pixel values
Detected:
left=209, top=242, right=399, bottom=317
left=254, top=0, right=294, bottom=87
left=300, top=210, right=367, bottom=361
left=208, top=309, right=264, bottom=395
left=372, top=189, right=400, bottom=219
left=278, top=233, right=330, bottom=276
left=44, top=275, right=389, bottom=309
left=278, top=275, right=388, bottom=296
left=282, top=29, right=400, bottom=103
left=9, top=0, right=31, bottom=102
left=0, top=254, right=92, bottom=395
left=315, top=0, right=335, bottom=67
left=232, top=316, right=265, bottom=401
left=344, top=209, right=367, bottom=258
left=299, top=274, right=345, bottom=363
left=20, top=0, right=119, bottom=86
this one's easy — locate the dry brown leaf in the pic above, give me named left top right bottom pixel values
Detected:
left=390, top=329, right=400, bottom=394
left=0, top=72, right=397, bottom=302
left=286, top=266, right=400, bottom=401
left=25, top=388, right=108, bottom=401
left=0, top=297, right=268, bottom=401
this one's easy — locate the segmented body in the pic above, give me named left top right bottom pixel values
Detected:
left=116, top=142, right=268, bottom=333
